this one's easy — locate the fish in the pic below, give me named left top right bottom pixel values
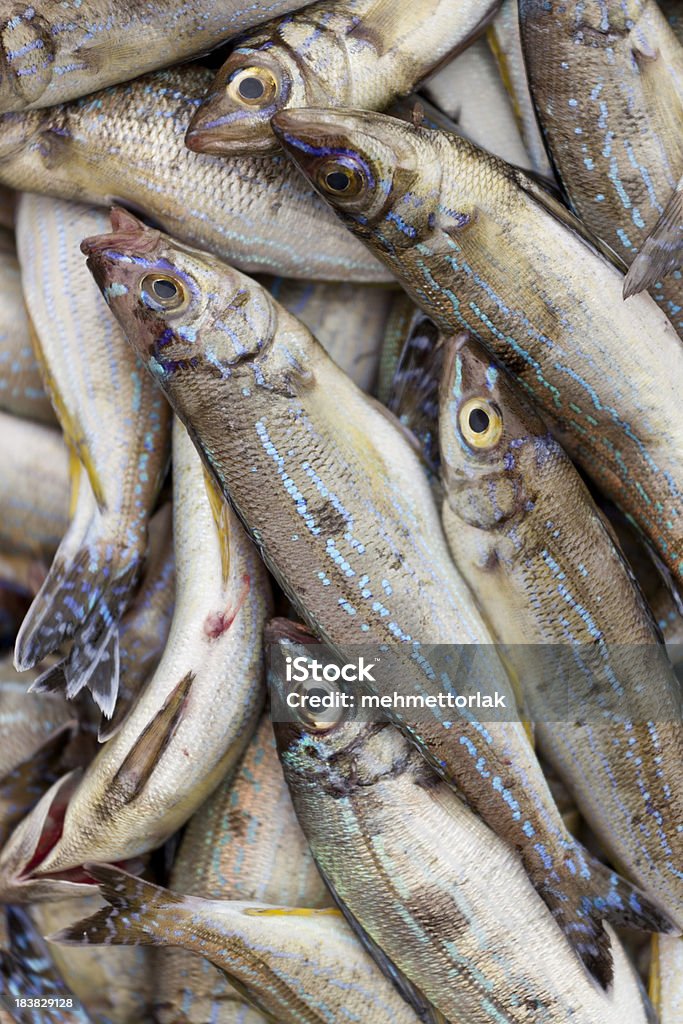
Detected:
left=263, top=277, right=394, bottom=390
left=438, top=333, right=683, bottom=927
left=271, top=621, right=652, bottom=1024
left=155, top=711, right=331, bottom=1024
left=0, top=228, right=54, bottom=424
left=186, top=0, right=500, bottom=157
left=0, top=67, right=390, bottom=283
left=1, top=905, right=92, bottom=1024
left=270, top=108, right=683, bottom=591
left=651, top=935, right=683, bottom=1023
left=31, top=897, right=157, bottom=1024
left=376, top=291, right=421, bottom=404
left=625, top=175, right=683, bottom=298
left=518, top=0, right=683, bottom=322
left=80, top=211, right=676, bottom=987
left=0, top=411, right=69, bottom=560
left=487, top=0, right=554, bottom=177
left=0, top=0, right=316, bottom=114
left=14, top=196, right=171, bottom=718
left=0, top=185, right=13, bottom=229
left=28, top=417, right=269, bottom=876
left=421, top=37, right=532, bottom=169
left=53, top=863, right=427, bottom=1024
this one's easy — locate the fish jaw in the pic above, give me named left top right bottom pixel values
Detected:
left=271, top=106, right=438, bottom=241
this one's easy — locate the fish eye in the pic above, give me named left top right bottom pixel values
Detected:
left=228, top=66, right=278, bottom=107
left=458, top=397, right=504, bottom=449
left=316, top=158, right=365, bottom=198
left=140, top=274, right=188, bottom=313
left=292, top=675, right=344, bottom=732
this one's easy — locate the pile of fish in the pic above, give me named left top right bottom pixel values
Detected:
left=1, top=0, right=683, bottom=1021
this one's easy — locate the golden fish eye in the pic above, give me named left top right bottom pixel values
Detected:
left=228, top=66, right=278, bottom=107
left=140, top=274, right=188, bottom=313
left=458, top=398, right=504, bottom=449
left=292, top=676, right=344, bottom=733
left=316, top=159, right=364, bottom=198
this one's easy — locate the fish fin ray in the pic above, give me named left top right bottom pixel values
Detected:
left=623, top=181, right=683, bottom=297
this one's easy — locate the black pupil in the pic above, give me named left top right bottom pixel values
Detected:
left=469, top=407, right=490, bottom=433
left=326, top=170, right=351, bottom=192
left=307, top=686, right=328, bottom=701
left=238, top=76, right=265, bottom=100
left=152, top=279, right=178, bottom=300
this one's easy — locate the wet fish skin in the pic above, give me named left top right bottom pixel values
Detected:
left=187, top=0, right=499, bottom=157
left=488, top=0, right=553, bottom=177
left=651, top=935, right=683, bottom=1023
left=519, top=0, right=683, bottom=325
left=31, top=418, right=269, bottom=875
left=271, top=108, right=683, bottom=590
left=53, top=863, right=424, bottom=1024
left=0, top=67, right=390, bottom=283
left=0, top=411, right=69, bottom=560
left=271, top=631, right=651, bottom=1024
left=80, top=212, right=677, bottom=988
left=0, top=1, right=316, bottom=114
left=0, top=228, right=54, bottom=424
left=625, top=175, right=683, bottom=298
left=438, top=334, right=683, bottom=926
left=263, top=277, right=394, bottom=390
left=14, top=196, right=171, bottom=718
left=156, top=712, right=330, bottom=1024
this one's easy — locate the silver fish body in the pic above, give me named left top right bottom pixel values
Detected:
left=79, top=211, right=676, bottom=987
left=0, top=67, right=390, bottom=283
left=156, top=712, right=330, bottom=1024
left=0, top=228, right=53, bottom=423
left=31, top=418, right=269, bottom=875
left=438, top=334, right=683, bottom=927
left=14, top=195, right=172, bottom=717
left=0, top=411, right=68, bottom=560
left=0, top=0, right=315, bottom=113
left=651, top=935, right=683, bottom=1023
left=187, top=0, right=500, bottom=156
left=270, top=109, right=683, bottom=593
left=54, top=864, right=425, bottom=1024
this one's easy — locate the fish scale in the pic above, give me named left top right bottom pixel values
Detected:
left=271, top=109, right=683, bottom=595
left=80, top=211, right=677, bottom=988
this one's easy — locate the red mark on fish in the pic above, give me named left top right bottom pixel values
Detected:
left=204, top=574, right=251, bottom=640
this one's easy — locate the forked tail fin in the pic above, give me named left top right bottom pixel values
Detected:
left=623, top=180, right=683, bottom=298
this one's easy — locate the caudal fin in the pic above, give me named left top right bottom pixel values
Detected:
left=623, top=181, right=683, bottom=298
left=546, top=851, right=678, bottom=989
left=50, top=863, right=182, bottom=948
left=14, top=537, right=141, bottom=717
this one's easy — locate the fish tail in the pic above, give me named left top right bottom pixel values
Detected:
left=543, top=852, right=678, bottom=989
left=14, top=533, right=142, bottom=718
left=49, top=864, right=183, bottom=948
left=623, top=182, right=683, bottom=298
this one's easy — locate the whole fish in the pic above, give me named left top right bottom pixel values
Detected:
left=30, top=418, right=269, bottom=876
left=14, top=196, right=171, bottom=717
left=81, top=211, right=675, bottom=987
left=0, top=0, right=315, bottom=113
left=53, top=863, right=425, bottom=1024
left=271, top=108, right=683, bottom=590
left=264, top=278, right=394, bottom=390
left=186, top=0, right=500, bottom=157
left=0, top=67, right=389, bottom=283
left=421, top=38, right=532, bottom=169
left=0, top=412, right=68, bottom=560
left=651, top=935, right=683, bottom=1023
left=156, top=712, right=330, bottom=1024
left=31, top=897, right=157, bottom=1024
left=518, top=0, right=683, bottom=321
left=487, top=0, right=553, bottom=177
left=0, top=228, right=53, bottom=423
left=438, top=333, right=683, bottom=926
left=271, top=622, right=651, bottom=1024
left=1, top=906, right=92, bottom=1024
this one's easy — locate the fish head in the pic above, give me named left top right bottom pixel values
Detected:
left=0, top=7, right=55, bottom=111
left=438, top=334, right=549, bottom=529
left=187, top=35, right=309, bottom=157
left=272, top=108, right=443, bottom=249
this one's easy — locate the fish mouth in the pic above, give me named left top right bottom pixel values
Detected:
left=186, top=99, right=278, bottom=157
left=80, top=207, right=161, bottom=258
